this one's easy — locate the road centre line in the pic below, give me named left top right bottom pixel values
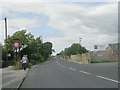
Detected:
left=57, top=61, right=90, bottom=74
left=57, top=60, right=119, bottom=84
left=67, top=60, right=83, bottom=64
left=57, top=61, right=79, bottom=72
left=69, top=68, right=76, bottom=71
left=79, top=70, right=91, bottom=75
left=96, top=75, right=120, bottom=83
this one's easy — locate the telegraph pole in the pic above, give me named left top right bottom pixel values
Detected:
left=5, top=18, right=7, bottom=43
left=4, top=17, right=8, bottom=66
left=79, top=37, right=82, bottom=45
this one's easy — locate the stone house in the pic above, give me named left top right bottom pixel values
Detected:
left=106, top=43, right=119, bottom=61
left=89, top=51, right=106, bottom=63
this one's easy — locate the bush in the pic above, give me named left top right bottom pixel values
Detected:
left=34, top=53, right=45, bottom=62
left=27, top=62, right=33, bottom=68
left=40, top=56, right=45, bottom=62
left=14, top=61, right=21, bottom=70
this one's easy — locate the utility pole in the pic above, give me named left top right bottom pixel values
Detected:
left=4, top=17, right=8, bottom=66
left=79, top=37, right=82, bottom=45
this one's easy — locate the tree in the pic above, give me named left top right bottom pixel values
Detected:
left=59, top=43, right=88, bottom=56
left=36, top=36, right=42, bottom=47
left=2, top=29, right=54, bottom=67
left=3, top=30, right=35, bottom=61
left=40, top=42, right=53, bottom=60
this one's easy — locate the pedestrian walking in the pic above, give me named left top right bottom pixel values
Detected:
left=21, top=55, right=27, bottom=70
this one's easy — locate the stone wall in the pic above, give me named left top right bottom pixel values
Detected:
left=70, top=53, right=89, bottom=63
left=60, top=51, right=118, bottom=63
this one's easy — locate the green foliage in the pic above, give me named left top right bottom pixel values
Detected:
left=59, top=43, right=88, bottom=56
left=27, top=62, right=33, bottom=68
left=3, top=30, right=34, bottom=60
left=36, top=36, right=42, bottom=47
left=40, top=56, right=45, bottom=62
left=40, top=42, right=53, bottom=60
left=2, top=46, right=6, bottom=61
left=2, top=29, right=53, bottom=67
left=14, top=61, right=21, bottom=70
left=34, top=53, right=43, bottom=61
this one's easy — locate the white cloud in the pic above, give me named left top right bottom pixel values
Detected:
left=1, top=2, right=118, bottom=54
left=1, top=0, right=119, bottom=2
left=0, top=19, right=4, bottom=44
left=9, top=18, right=41, bottom=28
left=39, top=3, right=118, bottom=52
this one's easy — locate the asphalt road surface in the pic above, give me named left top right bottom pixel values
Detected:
left=20, top=56, right=119, bottom=88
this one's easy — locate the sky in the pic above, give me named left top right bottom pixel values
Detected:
left=0, top=0, right=118, bottom=55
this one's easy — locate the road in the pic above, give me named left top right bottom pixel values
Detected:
left=20, top=57, right=119, bottom=88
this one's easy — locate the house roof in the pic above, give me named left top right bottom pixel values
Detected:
left=108, top=43, right=119, bottom=53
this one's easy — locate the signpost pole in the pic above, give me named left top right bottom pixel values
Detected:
left=16, top=48, right=17, bottom=61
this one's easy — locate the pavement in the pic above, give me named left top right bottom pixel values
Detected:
left=1, top=66, right=28, bottom=90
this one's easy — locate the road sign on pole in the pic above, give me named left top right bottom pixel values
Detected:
left=13, top=38, right=20, bottom=61
left=13, top=38, right=20, bottom=48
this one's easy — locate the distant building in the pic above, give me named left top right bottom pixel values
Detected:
left=90, top=43, right=119, bottom=63
left=106, top=43, right=119, bottom=61
left=94, top=44, right=107, bottom=51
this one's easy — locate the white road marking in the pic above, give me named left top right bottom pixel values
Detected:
left=79, top=70, right=91, bottom=75
left=57, top=61, right=76, bottom=71
left=57, top=60, right=119, bottom=84
left=69, top=68, right=76, bottom=71
left=96, top=75, right=120, bottom=83
left=67, top=60, right=84, bottom=65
